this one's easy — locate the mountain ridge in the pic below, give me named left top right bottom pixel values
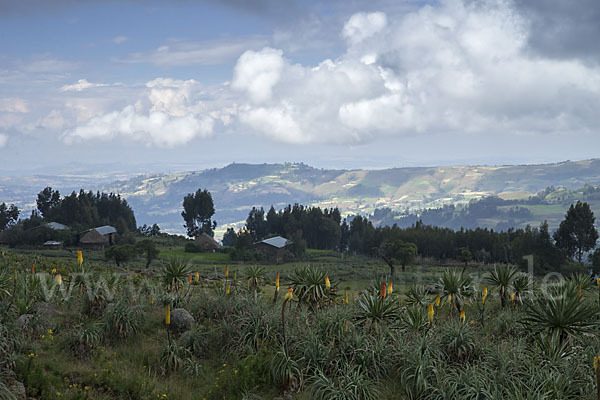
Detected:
left=2, top=159, right=600, bottom=235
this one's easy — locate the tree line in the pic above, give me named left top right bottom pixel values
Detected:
left=230, top=200, right=599, bottom=274
left=0, top=187, right=137, bottom=246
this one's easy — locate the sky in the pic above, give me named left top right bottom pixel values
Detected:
left=1, top=0, right=600, bottom=173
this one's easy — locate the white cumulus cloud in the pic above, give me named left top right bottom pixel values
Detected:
left=230, top=0, right=600, bottom=144
left=63, top=78, right=217, bottom=146
left=342, top=12, right=387, bottom=45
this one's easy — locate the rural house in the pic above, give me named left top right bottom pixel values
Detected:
left=79, top=225, right=116, bottom=250
left=194, top=232, right=221, bottom=252
left=254, top=236, right=292, bottom=263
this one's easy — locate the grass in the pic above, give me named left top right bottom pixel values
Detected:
left=3, top=247, right=600, bottom=399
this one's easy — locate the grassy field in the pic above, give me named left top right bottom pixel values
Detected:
left=1, top=246, right=599, bottom=399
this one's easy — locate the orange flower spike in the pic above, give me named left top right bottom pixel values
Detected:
left=188, top=273, right=192, bottom=284
left=195, top=271, right=199, bottom=282
left=31, top=264, right=35, bottom=274
left=427, top=303, right=434, bottom=325
left=510, top=292, right=515, bottom=302
left=388, top=281, right=393, bottom=295
left=56, top=274, right=62, bottom=286
left=325, top=276, right=331, bottom=290
left=380, top=282, right=387, bottom=298
left=460, top=310, right=466, bottom=324
left=77, top=250, right=83, bottom=268
left=435, top=295, right=441, bottom=307
left=275, top=272, right=280, bottom=290
left=225, top=265, right=229, bottom=277
left=284, top=287, right=294, bottom=301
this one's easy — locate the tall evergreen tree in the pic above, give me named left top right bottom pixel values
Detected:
left=553, top=201, right=598, bottom=262
left=181, top=189, right=216, bottom=237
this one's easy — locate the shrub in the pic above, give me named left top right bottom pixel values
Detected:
left=184, top=242, right=204, bottom=253
left=64, top=320, right=103, bottom=358
left=103, top=299, right=143, bottom=340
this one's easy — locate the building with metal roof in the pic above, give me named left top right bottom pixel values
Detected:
left=254, top=236, right=293, bottom=263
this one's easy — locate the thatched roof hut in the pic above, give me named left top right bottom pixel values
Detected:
left=194, top=232, right=221, bottom=252
left=79, top=228, right=109, bottom=250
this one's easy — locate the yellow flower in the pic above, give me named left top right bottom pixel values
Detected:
left=284, top=287, right=293, bottom=301
left=195, top=271, right=200, bottom=282
left=325, top=276, right=331, bottom=290
left=165, top=305, right=171, bottom=325
left=435, top=295, right=441, bottom=307
left=482, top=286, right=488, bottom=305
left=275, top=272, right=280, bottom=290
left=460, top=310, right=466, bottom=324
left=428, top=303, right=435, bottom=324
left=447, top=294, right=452, bottom=305
left=56, top=274, right=62, bottom=286
left=387, top=281, right=393, bottom=295
left=225, top=265, right=229, bottom=277
left=77, top=250, right=83, bottom=268
left=510, top=292, right=515, bottom=302
left=344, top=289, right=349, bottom=304
left=225, top=283, right=230, bottom=295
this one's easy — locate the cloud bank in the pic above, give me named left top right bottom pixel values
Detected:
left=56, top=0, right=600, bottom=148
left=230, top=0, right=600, bottom=144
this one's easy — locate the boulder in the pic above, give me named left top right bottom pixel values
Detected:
left=17, top=314, right=34, bottom=329
left=5, top=379, right=26, bottom=400
left=169, top=308, right=194, bottom=333
left=32, top=301, right=58, bottom=320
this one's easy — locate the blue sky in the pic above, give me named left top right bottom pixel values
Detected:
left=1, top=0, right=600, bottom=173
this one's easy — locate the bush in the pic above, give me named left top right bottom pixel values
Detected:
left=103, top=299, right=143, bottom=340
left=184, top=242, right=204, bottom=253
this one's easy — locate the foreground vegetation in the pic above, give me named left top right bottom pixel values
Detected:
left=1, top=249, right=600, bottom=399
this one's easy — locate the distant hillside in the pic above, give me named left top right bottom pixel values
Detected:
left=2, top=159, right=600, bottom=235
left=101, top=159, right=600, bottom=234
left=371, top=185, right=600, bottom=231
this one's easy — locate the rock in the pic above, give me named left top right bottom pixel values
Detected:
left=32, top=301, right=58, bottom=320
left=5, top=379, right=26, bottom=400
left=17, top=314, right=34, bottom=329
left=169, top=308, right=194, bottom=333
